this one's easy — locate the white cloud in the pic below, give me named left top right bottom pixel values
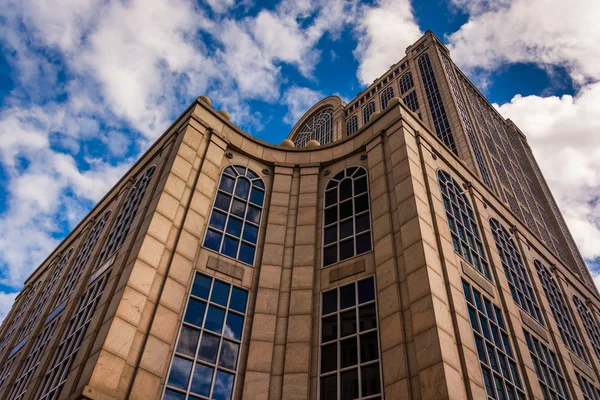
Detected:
left=495, top=83, right=600, bottom=262
left=446, top=0, right=600, bottom=85
left=353, top=0, right=422, bottom=85
left=0, top=292, right=18, bottom=324
left=282, top=86, right=324, bottom=125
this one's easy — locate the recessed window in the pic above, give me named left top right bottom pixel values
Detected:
left=98, top=164, right=156, bottom=266
left=379, top=86, right=394, bottom=109
left=323, top=167, right=372, bottom=267
left=402, top=91, right=419, bottom=113
left=523, top=329, right=569, bottom=399
left=319, top=277, right=382, bottom=400
left=577, top=372, right=600, bottom=399
left=535, top=260, right=588, bottom=362
left=362, top=101, right=375, bottom=125
left=462, top=280, right=526, bottom=400
left=294, top=108, right=334, bottom=147
left=437, top=170, right=490, bottom=279
left=489, top=218, right=543, bottom=324
left=573, top=295, right=600, bottom=364
left=203, top=166, right=265, bottom=266
left=346, top=115, right=358, bottom=137
left=398, top=71, right=414, bottom=95
left=164, top=273, right=248, bottom=400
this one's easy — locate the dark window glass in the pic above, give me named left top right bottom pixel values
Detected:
left=356, top=234, right=372, bottom=255
left=167, top=357, right=192, bottom=390
left=346, top=115, right=358, bottom=137
left=319, top=278, right=381, bottom=399
left=523, top=329, right=569, bottom=400
left=198, top=333, right=220, bottom=363
left=165, top=273, right=248, bottom=400
left=203, top=166, right=264, bottom=265
left=573, top=295, right=600, bottom=364
left=190, top=364, right=213, bottom=396
left=340, top=200, right=353, bottom=220
left=340, top=240, right=354, bottom=261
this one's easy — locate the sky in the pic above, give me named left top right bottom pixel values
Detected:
left=0, top=0, right=599, bottom=321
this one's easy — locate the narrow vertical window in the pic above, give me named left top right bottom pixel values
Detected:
left=362, top=101, right=375, bottom=125
left=398, top=71, right=414, bottom=95
left=163, top=273, right=248, bottom=400
left=379, top=86, right=394, bottom=109
left=346, top=115, right=358, bottom=137
left=462, top=280, right=526, bottom=400
left=319, top=277, right=382, bottom=400
left=0, top=280, right=42, bottom=357
left=418, top=52, right=458, bottom=155
left=438, top=170, right=490, bottom=279
left=97, top=164, right=156, bottom=265
left=573, top=295, right=600, bottom=364
left=577, top=372, right=600, bottom=399
left=403, top=91, right=419, bottom=113
left=490, top=218, right=544, bottom=324
left=37, top=271, right=111, bottom=399
left=294, top=108, right=334, bottom=147
left=523, top=329, right=570, bottom=399
left=535, top=260, right=588, bottom=362
left=323, top=167, right=372, bottom=267
left=203, top=166, right=264, bottom=266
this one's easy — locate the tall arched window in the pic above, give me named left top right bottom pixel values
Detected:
left=294, top=108, right=333, bottom=147
left=323, top=167, right=372, bottom=267
left=573, top=295, right=600, bottom=363
left=437, top=170, right=490, bottom=279
left=203, top=166, right=265, bottom=266
left=490, top=218, right=543, bottom=324
left=362, top=101, right=376, bottom=125
left=535, top=260, right=587, bottom=361
left=346, top=115, right=358, bottom=136
left=97, top=164, right=156, bottom=265
left=380, top=86, right=394, bottom=109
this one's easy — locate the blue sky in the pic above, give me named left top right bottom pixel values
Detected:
left=0, top=0, right=599, bottom=318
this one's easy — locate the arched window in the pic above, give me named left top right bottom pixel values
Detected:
left=573, top=295, right=600, bottom=363
left=437, top=170, right=490, bottom=279
left=203, top=166, right=265, bottom=266
left=323, top=167, right=372, bottom=267
left=380, top=86, right=394, bottom=109
left=97, top=164, right=156, bottom=266
left=490, top=218, right=543, bottom=324
left=346, top=115, right=358, bottom=136
left=294, top=108, right=333, bottom=147
left=535, top=260, right=587, bottom=361
left=362, top=101, right=376, bottom=125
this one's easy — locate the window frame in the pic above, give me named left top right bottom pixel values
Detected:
left=201, top=165, right=265, bottom=267
left=322, top=166, right=373, bottom=269
left=379, top=86, right=395, bottom=110
left=318, top=276, right=384, bottom=400
left=362, top=101, right=376, bottom=125
left=294, top=107, right=334, bottom=147
left=346, top=115, right=358, bottom=137
left=162, top=272, right=249, bottom=400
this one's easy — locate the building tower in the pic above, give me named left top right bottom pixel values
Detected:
left=0, top=31, right=598, bottom=400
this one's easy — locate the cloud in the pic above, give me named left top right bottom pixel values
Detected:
left=353, top=0, right=422, bottom=85
left=0, top=292, right=18, bottom=324
left=494, top=83, right=600, bottom=263
left=282, top=86, right=324, bottom=125
left=446, top=0, right=600, bottom=85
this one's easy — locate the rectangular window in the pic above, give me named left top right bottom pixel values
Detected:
left=462, top=280, right=526, bottom=400
left=577, top=372, right=600, bottom=400
left=523, top=329, right=570, bottom=399
left=319, top=277, right=382, bottom=400
left=573, top=295, right=600, bottom=364
left=402, top=91, right=419, bottom=113
left=163, top=273, right=248, bottom=400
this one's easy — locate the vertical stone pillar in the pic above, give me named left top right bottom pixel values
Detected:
left=281, top=166, right=319, bottom=400
left=364, top=133, right=411, bottom=397
left=387, top=124, right=465, bottom=400
left=242, top=166, right=295, bottom=399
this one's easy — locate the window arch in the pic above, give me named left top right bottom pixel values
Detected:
left=489, top=218, right=543, bottom=324
left=535, top=260, right=588, bottom=361
left=203, top=166, right=265, bottom=266
left=346, top=115, right=358, bottom=136
left=323, top=167, right=372, bottom=267
left=97, top=164, right=156, bottom=265
left=362, top=101, right=376, bottom=125
left=437, top=170, right=490, bottom=279
left=573, top=295, right=600, bottom=363
left=294, top=108, right=333, bottom=147
left=380, top=86, right=394, bottom=109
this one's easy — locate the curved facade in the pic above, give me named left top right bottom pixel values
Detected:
left=0, top=31, right=598, bottom=400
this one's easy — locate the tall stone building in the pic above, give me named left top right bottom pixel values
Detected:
left=0, top=30, right=598, bottom=400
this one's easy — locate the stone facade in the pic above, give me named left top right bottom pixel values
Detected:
left=0, top=31, right=598, bottom=400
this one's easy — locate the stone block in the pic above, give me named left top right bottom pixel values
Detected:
left=129, top=368, right=162, bottom=400
left=138, top=235, right=165, bottom=269
left=287, top=315, right=312, bottom=343
left=284, top=342, right=310, bottom=373
left=128, top=260, right=156, bottom=297
left=242, top=371, right=271, bottom=400
left=207, top=256, right=244, bottom=280
left=150, top=305, right=179, bottom=344
left=289, top=290, right=313, bottom=315
left=139, top=336, right=171, bottom=378
left=251, top=313, right=277, bottom=342
left=246, top=340, right=274, bottom=372
left=115, top=286, right=147, bottom=327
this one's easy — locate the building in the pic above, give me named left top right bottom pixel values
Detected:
left=0, top=30, right=598, bottom=400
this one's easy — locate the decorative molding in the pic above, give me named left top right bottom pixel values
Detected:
left=207, top=256, right=244, bottom=281
left=329, top=259, right=366, bottom=283
left=461, top=261, right=494, bottom=297
left=569, top=351, right=595, bottom=380
left=519, top=310, right=549, bottom=343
